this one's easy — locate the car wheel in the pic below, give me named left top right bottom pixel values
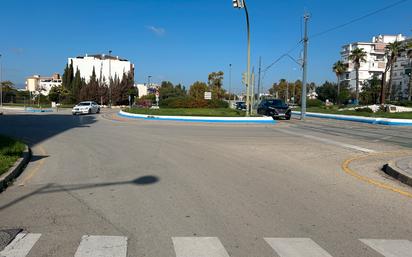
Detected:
left=285, top=115, right=291, bottom=120
left=88, top=109, right=91, bottom=114
left=97, top=108, right=100, bottom=114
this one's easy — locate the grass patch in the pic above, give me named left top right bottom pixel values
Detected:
left=302, top=107, right=412, bottom=119
left=0, top=135, right=26, bottom=176
left=124, top=108, right=248, bottom=117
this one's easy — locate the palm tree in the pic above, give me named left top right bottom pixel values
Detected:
left=384, top=41, right=403, bottom=101
left=349, top=48, right=367, bottom=104
left=332, top=60, right=347, bottom=104
left=406, top=42, right=412, bottom=101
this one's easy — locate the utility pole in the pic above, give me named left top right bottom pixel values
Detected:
left=229, top=63, right=232, bottom=103
left=301, top=13, right=310, bottom=120
left=0, top=54, right=2, bottom=108
left=250, top=67, right=255, bottom=115
left=109, top=50, right=112, bottom=108
left=257, top=56, right=262, bottom=102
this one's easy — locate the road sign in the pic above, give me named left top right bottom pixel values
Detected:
left=204, top=92, right=212, bottom=100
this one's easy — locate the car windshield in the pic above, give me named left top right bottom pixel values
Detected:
left=267, top=99, right=286, bottom=107
left=77, top=102, right=91, bottom=106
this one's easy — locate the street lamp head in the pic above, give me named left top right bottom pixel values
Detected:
left=232, top=0, right=244, bottom=8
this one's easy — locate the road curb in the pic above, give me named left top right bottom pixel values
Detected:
left=292, top=111, right=412, bottom=126
left=383, top=160, right=412, bottom=187
left=118, top=110, right=276, bottom=124
left=0, top=145, right=32, bottom=192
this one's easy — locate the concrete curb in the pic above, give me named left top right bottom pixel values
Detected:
left=0, top=145, right=32, bottom=192
left=292, top=111, right=412, bottom=126
left=118, top=110, right=276, bottom=124
left=383, top=160, right=412, bottom=187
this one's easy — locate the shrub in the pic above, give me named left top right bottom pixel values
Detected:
left=355, top=107, right=373, bottom=113
left=307, top=99, right=323, bottom=107
left=160, top=97, right=229, bottom=108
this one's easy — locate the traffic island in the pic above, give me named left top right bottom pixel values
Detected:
left=383, top=157, right=412, bottom=187
left=0, top=136, right=32, bottom=192
left=119, top=110, right=276, bottom=124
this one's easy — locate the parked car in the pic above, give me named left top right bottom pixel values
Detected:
left=257, top=99, right=291, bottom=120
left=235, top=101, right=247, bottom=111
left=72, top=101, right=100, bottom=115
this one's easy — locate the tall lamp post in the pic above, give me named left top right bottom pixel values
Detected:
left=232, top=0, right=250, bottom=116
left=109, top=50, right=112, bottom=108
left=229, top=64, right=232, bottom=102
left=0, top=54, right=3, bottom=108
left=147, top=75, right=152, bottom=87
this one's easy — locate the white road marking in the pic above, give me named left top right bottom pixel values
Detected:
left=277, top=128, right=376, bottom=153
left=74, top=235, right=127, bottom=257
left=172, top=237, right=230, bottom=257
left=264, top=238, right=333, bottom=257
left=0, top=233, right=41, bottom=257
left=360, top=239, right=412, bottom=257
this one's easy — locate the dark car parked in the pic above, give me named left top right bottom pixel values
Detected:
left=235, top=101, right=247, bottom=111
left=257, top=99, right=292, bottom=120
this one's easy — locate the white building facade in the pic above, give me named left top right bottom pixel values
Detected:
left=25, top=73, right=62, bottom=95
left=340, top=34, right=406, bottom=91
left=68, top=54, right=134, bottom=84
left=391, top=38, right=412, bottom=100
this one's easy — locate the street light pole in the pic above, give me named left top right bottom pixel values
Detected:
left=232, top=0, right=251, bottom=116
left=109, top=50, right=112, bottom=108
left=0, top=54, right=3, bottom=108
left=301, top=13, right=310, bottom=120
left=229, top=64, right=232, bottom=102
left=147, top=75, right=152, bottom=88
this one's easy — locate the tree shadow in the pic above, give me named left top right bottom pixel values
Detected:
left=0, top=175, right=160, bottom=211
left=0, top=113, right=98, bottom=148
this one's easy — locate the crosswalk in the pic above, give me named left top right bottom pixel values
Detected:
left=1, top=233, right=412, bottom=257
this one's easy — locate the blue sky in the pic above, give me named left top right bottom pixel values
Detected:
left=1, top=0, right=411, bottom=93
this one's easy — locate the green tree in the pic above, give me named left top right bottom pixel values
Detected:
left=360, top=76, right=381, bottom=105
left=62, top=61, right=74, bottom=91
left=208, top=71, right=225, bottom=99
left=72, top=68, right=82, bottom=102
left=349, top=48, right=367, bottom=104
left=384, top=41, right=404, bottom=101
left=189, top=81, right=208, bottom=100
left=316, top=81, right=337, bottom=103
left=332, top=60, right=347, bottom=104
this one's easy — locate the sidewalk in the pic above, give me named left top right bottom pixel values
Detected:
left=383, top=156, right=412, bottom=187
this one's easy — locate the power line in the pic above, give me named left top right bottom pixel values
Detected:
left=263, top=40, right=302, bottom=73
left=311, top=0, right=411, bottom=39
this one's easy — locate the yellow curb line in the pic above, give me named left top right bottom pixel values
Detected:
left=342, top=151, right=412, bottom=199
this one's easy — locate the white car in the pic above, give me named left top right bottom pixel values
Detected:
left=72, top=101, right=100, bottom=115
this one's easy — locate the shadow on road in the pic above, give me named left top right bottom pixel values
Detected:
left=0, top=113, right=98, bottom=147
left=0, top=175, right=160, bottom=211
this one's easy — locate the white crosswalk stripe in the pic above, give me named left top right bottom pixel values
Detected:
left=74, top=235, right=127, bottom=257
left=172, top=237, right=230, bottom=257
left=0, top=233, right=41, bottom=257
left=360, top=239, right=412, bottom=257
left=2, top=234, right=412, bottom=257
left=264, top=238, right=333, bottom=257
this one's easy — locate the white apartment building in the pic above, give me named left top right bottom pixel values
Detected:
left=25, top=73, right=62, bottom=95
left=340, top=34, right=406, bottom=91
left=68, top=54, right=134, bottom=84
left=135, top=84, right=148, bottom=98
left=391, top=38, right=412, bottom=100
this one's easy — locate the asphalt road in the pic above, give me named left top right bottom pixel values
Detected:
left=0, top=109, right=412, bottom=257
